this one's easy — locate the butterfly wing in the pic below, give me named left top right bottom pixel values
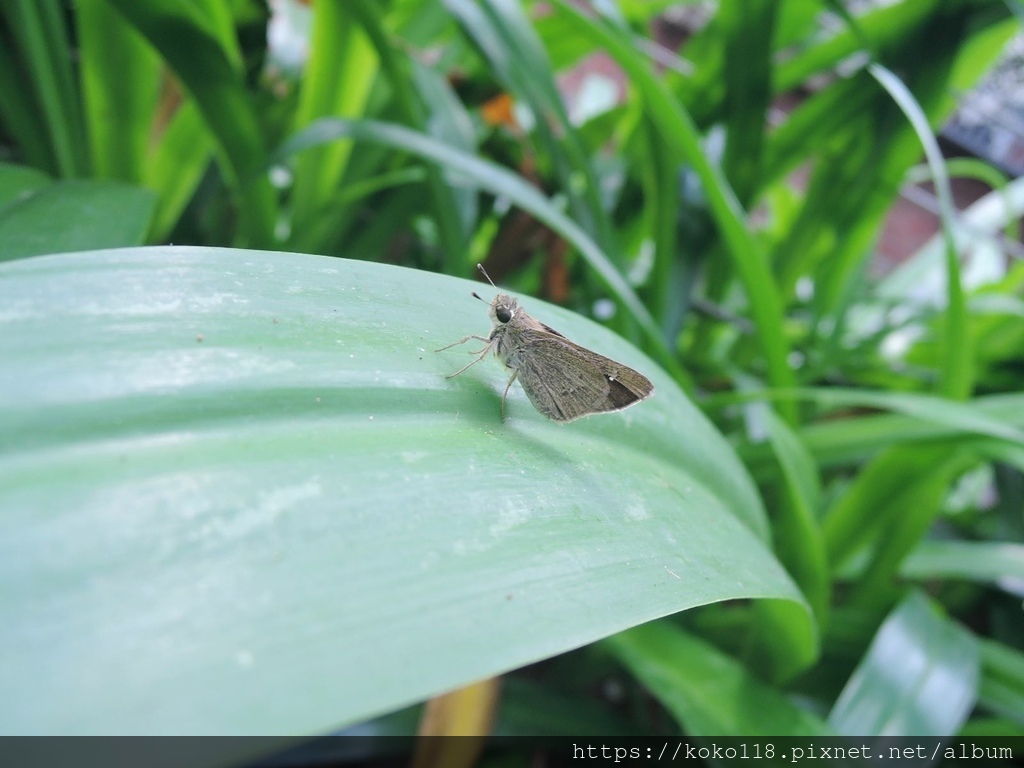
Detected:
left=513, top=332, right=654, bottom=422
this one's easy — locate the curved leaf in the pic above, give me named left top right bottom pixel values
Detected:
left=0, top=162, right=51, bottom=207
left=0, top=179, right=154, bottom=262
left=868, top=63, right=969, bottom=399
left=0, top=247, right=804, bottom=734
left=607, top=621, right=833, bottom=736
left=900, top=541, right=1024, bottom=587
left=829, top=591, right=978, bottom=736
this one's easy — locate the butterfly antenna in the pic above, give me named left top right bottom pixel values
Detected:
left=476, top=263, right=497, bottom=289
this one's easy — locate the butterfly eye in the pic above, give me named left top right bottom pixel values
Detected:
left=496, top=306, right=512, bottom=323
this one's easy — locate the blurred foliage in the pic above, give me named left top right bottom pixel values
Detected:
left=2, top=0, right=1024, bottom=743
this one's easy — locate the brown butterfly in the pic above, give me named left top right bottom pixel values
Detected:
left=437, top=265, right=654, bottom=422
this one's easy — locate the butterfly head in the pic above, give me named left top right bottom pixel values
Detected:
left=489, top=293, right=519, bottom=326
left=473, top=291, right=519, bottom=327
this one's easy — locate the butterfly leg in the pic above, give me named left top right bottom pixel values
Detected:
left=500, top=370, right=519, bottom=421
left=441, top=338, right=495, bottom=379
left=435, top=334, right=490, bottom=353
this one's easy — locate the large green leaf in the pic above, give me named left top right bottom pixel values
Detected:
left=0, top=247, right=805, bottom=734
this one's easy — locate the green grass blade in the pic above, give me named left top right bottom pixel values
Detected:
left=104, top=0, right=276, bottom=247
left=806, top=388, right=1024, bottom=446
left=549, top=0, right=795, bottom=415
left=775, top=0, right=938, bottom=91
left=869, top=63, right=970, bottom=399
left=737, top=393, right=1024, bottom=472
left=821, top=443, right=975, bottom=583
left=718, top=0, right=774, bottom=206
left=819, top=444, right=940, bottom=574
left=3, top=0, right=87, bottom=176
left=0, top=31, right=52, bottom=170
left=899, top=541, right=1024, bottom=587
left=344, top=1, right=470, bottom=271
left=446, top=0, right=614, bottom=252
left=716, top=388, right=1024, bottom=447
left=879, top=176, right=1024, bottom=301
left=77, top=0, right=159, bottom=182
left=271, top=118, right=683, bottom=380
left=761, top=409, right=829, bottom=625
left=844, top=448, right=978, bottom=609
left=289, top=1, right=377, bottom=243
left=636, top=119, right=682, bottom=332
left=143, top=102, right=215, bottom=241
left=978, top=638, right=1024, bottom=726
left=767, top=4, right=1009, bottom=345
